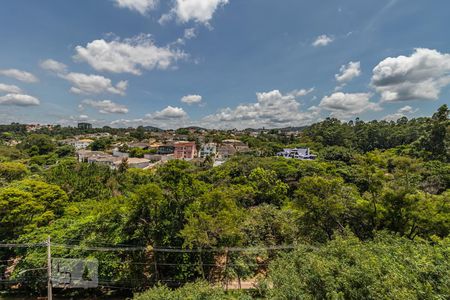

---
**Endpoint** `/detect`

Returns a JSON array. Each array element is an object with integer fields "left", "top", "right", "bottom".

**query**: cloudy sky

[{"left": 0, "top": 0, "right": 449, "bottom": 129}]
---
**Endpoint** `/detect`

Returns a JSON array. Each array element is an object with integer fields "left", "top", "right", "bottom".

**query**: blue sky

[{"left": 0, "top": 0, "right": 449, "bottom": 129}]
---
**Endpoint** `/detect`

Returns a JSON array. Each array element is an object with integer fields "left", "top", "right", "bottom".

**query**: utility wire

[
  {"left": 0, "top": 243, "right": 46, "bottom": 248},
  {"left": 50, "top": 243, "right": 298, "bottom": 253}
]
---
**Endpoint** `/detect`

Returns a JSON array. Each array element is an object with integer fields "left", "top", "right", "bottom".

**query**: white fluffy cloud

[
  {"left": 312, "top": 35, "right": 334, "bottom": 47},
  {"left": 184, "top": 28, "right": 197, "bottom": 39},
  {"left": 115, "top": 0, "right": 158, "bottom": 14},
  {"left": 74, "top": 35, "right": 186, "bottom": 75},
  {"left": 61, "top": 72, "right": 128, "bottom": 96},
  {"left": 181, "top": 94, "right": 202, "bottom": 104},
  {"left": 319, "top": 92, "right": 381, "bottom": 118},
  {"left": 0, "top": 93, "right": 40, "bottom": 106},
  {"left": 383, "top": 105, "right": 418, "bottom": 121},
  {"left": 0, "top": 83, "right": 23, "bottom": 94},
  {"left": 81, "top": 99, "right": 129, "bottom": 114},
  {"left": 110, "top": 118, "right": 145, "bottom": 127},
  {"left": 110, "top": 106, "right": 191, "bottom": 129},
  {"left": 150, "top": 106, "right": 188, "bottom": 119},
  {"left": 288, "top": 88, "right": 315, "bottom": 97},
  {"left": 173, "top": 28, "right": 198, "bottom": 45},
  {"left": 0, "top": 69, "right": 38, "bottom": 83},
  {"left": 160, "top": 0, "right": 229, "bottom": 25},
  {"left": 202, "top": 89, "right": 319, "bottom": 129},
  {"left": 335, "top": 61, "right": 361, "bottom": 83},
  {"left": 398, "top": 105, "right": 416, "bottom": 114},
  {"left": 40, "top": 59, "right": 68, "bottom": 73},
  {"left": 371, "top": 48, "right": 450, "bottom": 102}
]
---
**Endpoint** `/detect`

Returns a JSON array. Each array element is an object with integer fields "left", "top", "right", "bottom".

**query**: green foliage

[
  {"left": 0, "top": 180, "right": 67, "bottom": 240},
  {"left": 45, "top": 159, "right": 119, "bottom": 201},
  {"left": 19, "top": 134, "right": 55, "bottom": 155},
  {"left": 181, "top": 189, "right": 245, "bottom": 248},
  {"left": 267, "top": 233, "right": 450, "bottom": 299},
  {"left": 90, "top": 137, "right": 112, "bottom": 151},
  {"left": 134, "top": 281, "right": 251, "bottom": 300},
  {"left": 248, "top": 167, "right": 288, "bottom": 206},
  {"left": 419, "top": 104, "right": 449, "bottom": 161},
  {"left": 0, "top": 161, "right": 29, "bottom": 182},
  {"left": 130, "top": 147, "right": 150, "bottom": 158},
  {"left": 320, "top": 145, "right": 357, "bottom": 163},
  {"left": 175, "top": 128, "right": 190, "bottom": 135},
  {"left": 0, "top": 145, "right": 26, "bottom": 160},
  {"left": 126, "top": 183, "right": 167, "bottom": 245},
  {"left": 55, "top": 144, "right": 75, "bottom": 158},
  {"left": 293, "top": 176, "right": 361, "bottom": 241},
  {"left": 242, "top": 204, "right": 300, "bottom": 246}
]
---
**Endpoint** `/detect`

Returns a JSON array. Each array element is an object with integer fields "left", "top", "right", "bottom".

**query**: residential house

[
  {"left": 276, "top": 148, "right": 316, "bottom": 160},
  {"left": 76, "top": 150, "right": 150, "bottom": 169},
  {"left": 75, "top": 139, "right": 93, "bottom": 150},
  {"left": 89, "top": 156, "right": 123, "bottom": 168},
  {"left": 76, "top": 150, "right": 107, "bottom": 162},
  {"left": 127, "top": 142, "right": 149, "bottom": 149},
  {"left": 124, "top": 157, "right": 151, "bottom": 169},
  {"left": 174, "top": 141, "right": 197, "bottom": 160},
  {"left": 62, "top": 139, "right": 94, "bottom": 150},
  {"left": 157, "top": 144, "right": 175, "bottom": 155},
  {"left": 26, "top": 124, "right": 55, "bottom": 132},
  {"left": 112, "top": 148, "right": 130, "bottom": 158},
  {"left": 222, "top": 139, "right": 250, "bottom": 153},
  {"left": 199, "top": 143, "right": 217, "bottom": 158},
  {"left": 216, "top": 143, "right": 236, "bottom": 160},
  {"left": 144, "top": 153, "right": 174, "bottom": 162}
]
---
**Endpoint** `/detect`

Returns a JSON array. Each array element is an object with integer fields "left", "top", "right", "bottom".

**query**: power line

[
  {"left": 50, "top": 243, "right": 298, "bottom": 253},
  {"left": 1, "top": 240, "right": 302, "bottom": 253},
  {"left": 0, "top": 243, "right": 46, "bottom": 248}
]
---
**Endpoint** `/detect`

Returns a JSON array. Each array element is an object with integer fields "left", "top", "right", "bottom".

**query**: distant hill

[
  {"left": 178, "top": 126, "right": 208, "bottom": 131},
  {"left": 143, "top": 126, "right": 163, "bottom": 132},
  {"left": 242, "top": 126, "right": 309, "bottom": 132},
  {"left": 278, "top": 126, "right": 309, "bottom": 132}
]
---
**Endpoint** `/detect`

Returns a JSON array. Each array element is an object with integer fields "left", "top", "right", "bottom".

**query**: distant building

[
  {"left": 89, "top": 156, "right": 123, "bottom": 169},
  {"left": 199, "top": 143, "right": 217, "bottom": 158},
  {"left": 222, "top": 139, "right": 251, "bottom": 153},
  {"left": 157, "top": 144, "right": 175, "bottom": 155},
  {"left": 127, "top": 142, "right": 149, "bottom": 149},
  {"left": 217, "top": 144, "right": 236, "bottom": 159},
  {"left": 78, "top": 122, "right": 92, "bottom": 130},
  {"left": 276, "top": 148, "right": 316, "bottom": 160},
  {"left": 144, "top": 153, "right": 174, "bottom": 162},
  {"left": 76, "top": 150, "right": 150, "bottom": 169},
  {"left": 76, "top": 150, "right": 109, "bottom": 163},
  {"left": 74, "top": 139, "right": 93, "bottom": 150},
  {"left": 216, "top": 140, "right": 250, "bottom": 159},
  {"left": 26, "top": 124, "right": 55, "bottom": 132},
  {"left": 112, "top": 148, "right": 130, "bottom": 158},
  {"left": 126, "top": 158, "right": 151, "bottom": 169},
  {"left": 61, "top": 139, "right": 93, "bottom": 150},
  {"left": 174, "top": 141, "right": 197, "bottom": 160}
]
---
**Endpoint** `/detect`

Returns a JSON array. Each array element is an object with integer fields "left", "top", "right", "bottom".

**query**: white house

[
  {"left": 199, "top": 143, "right": 217, "bottom": 158},
  {"left": 62, "top": 139, "right": 93, "bottom": 150},
  {"left": 276, "top": 148, "right": 316, "bottom": 160},
  {"left": 74, "top": 139, "right": 94, "bottom": 150}
]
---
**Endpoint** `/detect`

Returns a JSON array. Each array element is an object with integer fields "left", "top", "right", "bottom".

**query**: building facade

[
  {"left": 174, "top": 141, "right": 197, "bottom": 160},
  {"left": 78, "top": 122, "right": 92, "bottom": 130},
  {"left": 276, "top": 148, "right": 316, "bottom": 160},
  {"left": 199, "top": 143, "right": 217, "bottom": 158}
]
